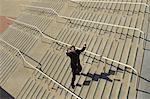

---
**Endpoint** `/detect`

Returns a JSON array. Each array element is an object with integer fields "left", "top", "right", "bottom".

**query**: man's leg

[
  {"left": 78, "top": 64, "right": 82, "bottom": 73},
  {"left": 71, "top": 70, "right": 76, "bottom": 89}
]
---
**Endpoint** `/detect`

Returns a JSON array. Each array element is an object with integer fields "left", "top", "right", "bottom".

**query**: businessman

[{"left": 66, "top": 44, "right": 86, "bottom": 88}]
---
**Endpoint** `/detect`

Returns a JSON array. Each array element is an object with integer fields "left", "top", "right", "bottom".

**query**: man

[{"left": 66, "top": 44, "right": 86, "bottom": 88}]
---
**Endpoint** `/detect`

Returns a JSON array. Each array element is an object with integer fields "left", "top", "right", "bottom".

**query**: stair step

[
  {"left": 25, "top": 83, "right": 39, "bottom": 98},
  {"left": 20, "top": 79, "right": 35, "bottom": 98},
  {"left": 79, "top": 63, "right": 98, "bottom": 99},
  {"left": 29, "top": 80, "right": 42, "bottom": 99},
  {"left": 101, "top": 41, "right": 119, "bottom": 99},
  {"left": 118, "top": 13, "right": 139, "bottom": 98},
  {"left": 61, "top": 63, "right": 91, "bottom": 98},
  {"left": 48, "top": 57, "right": 67, "bottom": 89},
  {"left": 41, "top": 89, "right": 50, "bottom": 99},
  {"left": 52, "top": 60, "right": 70, "bottom": 89}
]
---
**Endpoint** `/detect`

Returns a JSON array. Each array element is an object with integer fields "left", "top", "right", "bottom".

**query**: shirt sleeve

[
  {"left": 66, "top": 51, "right": 71, "bottom": 56},
  {"left": 76, "top": 46, "right": 86, "bottom": 54}
]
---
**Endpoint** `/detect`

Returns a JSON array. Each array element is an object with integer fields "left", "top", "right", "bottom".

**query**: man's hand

[{"left": 83, "top": 43, "right": 86, "bottom": 47}]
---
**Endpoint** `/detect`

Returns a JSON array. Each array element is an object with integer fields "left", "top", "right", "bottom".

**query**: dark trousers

[
  {"left": 71, "top": 69, "right": 76, "bottom": 86},
  {"left": 71, "top": 64, "right": 82, "bottom": 86}
]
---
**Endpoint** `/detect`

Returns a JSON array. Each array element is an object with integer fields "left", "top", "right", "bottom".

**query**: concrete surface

[
  {"left": 0, "top": 0, "right": 39, "bottom": 17},
  {"left": 137, "top": 21, "right": 150, "bottom": 99},
  {"left": 0, "top": 16, "right": 15, "bottom": 33}
]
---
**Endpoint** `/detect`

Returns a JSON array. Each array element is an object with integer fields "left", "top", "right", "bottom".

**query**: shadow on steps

[{"left": 78, "top": 70, "right": 115, "bottom": 86}]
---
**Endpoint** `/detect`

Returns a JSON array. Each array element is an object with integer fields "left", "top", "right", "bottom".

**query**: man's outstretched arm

[{"left": 77, "top": 44, "right": 86, "bottom": 54}]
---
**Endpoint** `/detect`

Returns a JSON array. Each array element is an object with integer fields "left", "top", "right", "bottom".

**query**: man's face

[
  {"left": 70, "top": 46, "right": 75, "bottom": 51},
  {"left": 71, "top": 47, "right": 75, "bottom": 51}
]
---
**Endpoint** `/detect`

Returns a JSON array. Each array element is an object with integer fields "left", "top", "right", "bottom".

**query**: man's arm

[{"left": 77, "top": 44, "right": 86, "bottom": 54}]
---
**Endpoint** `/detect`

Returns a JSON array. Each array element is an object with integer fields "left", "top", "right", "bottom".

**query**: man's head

[{"left": 70, "top": 45, "right": 75, "bottom": 51}]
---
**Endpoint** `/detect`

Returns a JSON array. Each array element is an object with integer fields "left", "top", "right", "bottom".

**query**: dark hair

[{"left": 70, "top": 45, "right": 75, "bottom": 50}]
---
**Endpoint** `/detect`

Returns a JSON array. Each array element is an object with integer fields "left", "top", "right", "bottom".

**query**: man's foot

[
  {"left": 76, "top": 72, "right": 81, "bottom": 75},
  {"left": 71, "top": 83, "right": 75, "bottom": 89},
  {"left": 76, "top": 83, "right": 81, "bottom": 87},
  {"left": 75, "top": 69, "right": 81, "bottom": 75}
]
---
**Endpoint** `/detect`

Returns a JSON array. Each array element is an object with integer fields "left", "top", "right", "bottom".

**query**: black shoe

[
  {"left": 71, "top": 83, "right": 75, "bottom": 89},
  {"left": 76, "top": 72, "right": 81, "bottom": 75},
  {"left": 75, "top": 69, "right": 81, "bottom": 75}
]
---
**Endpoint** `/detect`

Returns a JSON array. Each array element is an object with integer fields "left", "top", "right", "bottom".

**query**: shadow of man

[{"left": 78, "top": 70, "right": 115, "bottom": 86}]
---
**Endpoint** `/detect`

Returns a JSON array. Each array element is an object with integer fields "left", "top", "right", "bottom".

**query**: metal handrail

[
  {"left": 7, "top": 17, "right": 139, "bottom": 89},
  {"left": 71, "top": 0, "right": 150, "bottom": 44},
  {"left": 0, "top": 39, "right": 82, "bottom": 99},
  {"left": 21, "top": 5, "right": 145, "bottom": 39},
  {"left": 70, "top": 0, "right": 150, "bottom": 21},
  {"left": 21, "top": 5, "right": 146, "bottom": 52},
  {"left": 70, "top": 0, "right": 149, "bottom": 8},
  {"left": 7, "top": 17, "right": 100, "bottom": 56}
]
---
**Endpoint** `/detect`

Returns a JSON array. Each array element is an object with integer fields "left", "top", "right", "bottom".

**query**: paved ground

[
  {"left": 0, "top": 0, "right": 39, "bottom": 33},
  {"left": 0, "top": 16, "right": 15, "bottom": 33},
  {"left": 0, "top": 0, "right": 39, "bottom": 17}
]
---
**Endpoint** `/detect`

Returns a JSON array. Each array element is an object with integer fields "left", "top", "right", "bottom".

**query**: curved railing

[
  {"left": 70, "top": 0, "right": 150, "bottom": 24},
  {"left": 0, "top": 39, "right": 82, "bottom": 99},
  {"left": 7, "top": 17, "right": 140, "bottom": 90},
  {"left": 70, "top": 0, "right": 149, "bottom": 9},
  {"left": 21, "top": 5, "right": 145, "bottom": 39}
]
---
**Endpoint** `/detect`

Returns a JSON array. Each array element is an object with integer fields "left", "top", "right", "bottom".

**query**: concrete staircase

[
  {"left": 0, "top": 0, "right": 149, "bottom": 99},
  {"left": 0, "top": 44, "right": 19, "bottom": 86}
]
